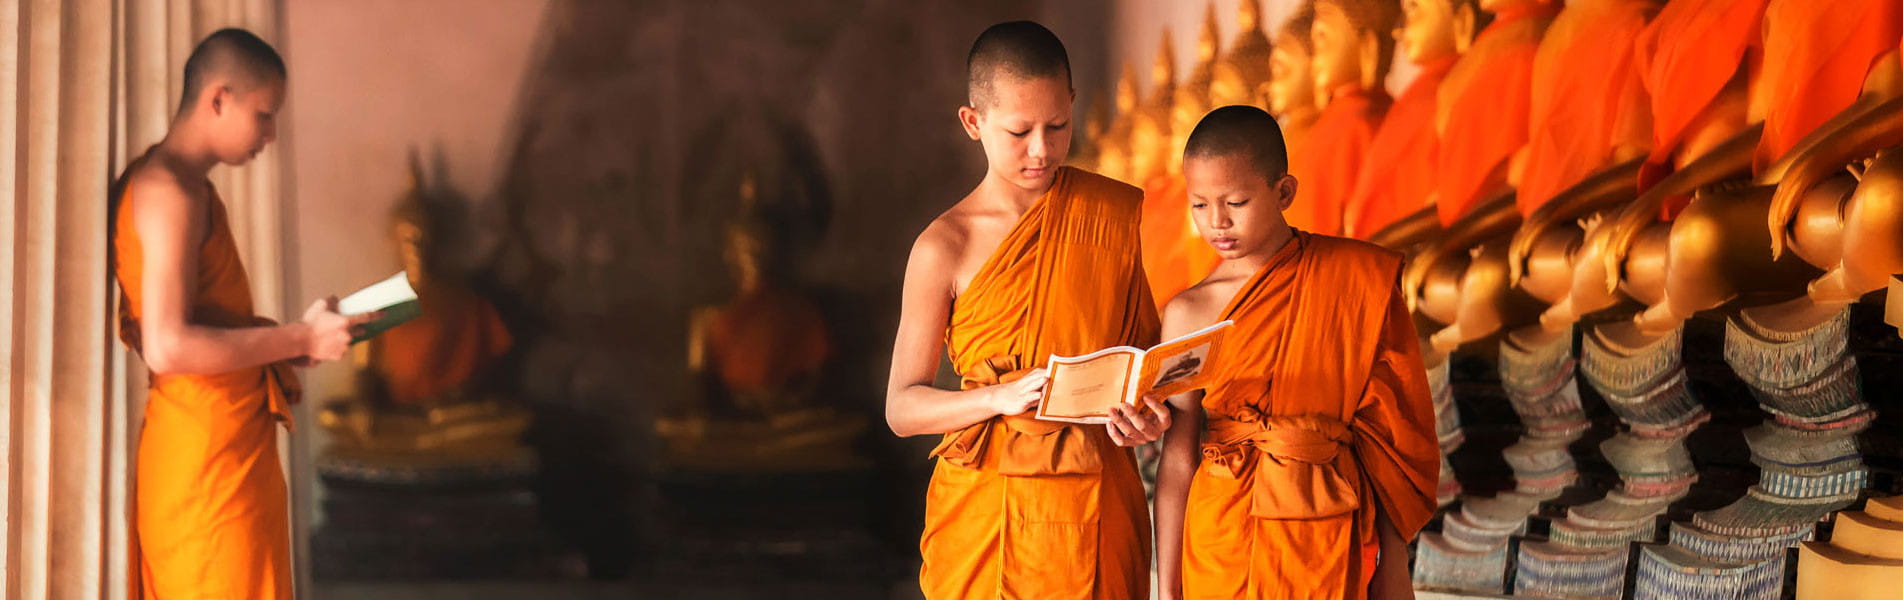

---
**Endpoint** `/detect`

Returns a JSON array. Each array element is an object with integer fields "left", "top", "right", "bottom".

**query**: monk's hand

[
  {"left": 990, "top": 368, "right": 1047, "bottom": 416},
  {"left": 301, "top": 298, "right": 356, "bottom": 364},
  {"left": 1106, "top": 397, "right": 1171, "bottom": 447}
]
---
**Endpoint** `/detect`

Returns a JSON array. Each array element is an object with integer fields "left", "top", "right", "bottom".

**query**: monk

[
  {"left": 1299, "top": 0, "right": 1399, "bottom": 238},
  {"left": 111, "top": 29, "right": 368, "bottom": 599},
  {"left": 1154, "top": 106, "right": 1439, "bottom": 600},
  {"left": 1345, "top": 0, "right": 1475, "bottom": 239},
  {"left": 885, "top": 21, "right": 1170, "bottom": 600}
]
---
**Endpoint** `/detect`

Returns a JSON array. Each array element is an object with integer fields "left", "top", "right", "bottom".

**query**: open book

[
  {"left": 337, "top": 272, "right": 422, "bottom": 343},
  {"left": 1035, "top": 320, "right": 1234, "bottom": 424}
]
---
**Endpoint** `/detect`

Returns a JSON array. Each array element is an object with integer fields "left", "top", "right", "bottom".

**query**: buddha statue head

[
  {"left": 1267, "top": 4, "right": 1320, "bottom": 121},
  {"left": 1169, "top": 4, "right": 1224, "bottom": 175},
  {"left": 1311, "top": 0, "right": 1401, "bottom": 102},
  {"left": 1210, "top": 0, "right": 1275, "bottom": 110},
  {"left": 1398, "top": 0, "right": 1483, "bottom": 65},
  {"left": 1096, "top": 62, "right": 1142, "bottom": 182},
  {"left": 1128, "top": 32, "right": 1177, "bottom": 185},
  {"left": 391, "top": 155, "right": 443, "bottom": 290},
  {"left": 724, "top": 173, "right": 779, "bottom": 294}
]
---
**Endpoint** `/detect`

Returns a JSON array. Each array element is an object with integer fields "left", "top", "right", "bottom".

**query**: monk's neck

[
  {"left": 976, "top": 170, "right": 1052, "bottom": 213},
  {"left": 153, "top": 120, "right": 224, "bottom": 178}
]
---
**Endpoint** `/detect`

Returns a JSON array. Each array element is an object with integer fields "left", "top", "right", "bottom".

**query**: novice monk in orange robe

[
  {"left": 885, "top": 22, "right": 1170, "bottom": 600},
  {"left": 1434, "top": 0, "right": 1557, "bottom": 224},
  {"left": 111, "top": 29, "right": 368, "bottom": 599},
  {"left": 1154, "top": 106, "right": 1439, "bottom": 600}
]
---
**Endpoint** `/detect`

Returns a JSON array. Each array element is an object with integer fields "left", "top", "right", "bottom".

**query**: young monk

[
  {"left": 885, "top": 20, "right": 1171, "bottom": 600},
  {"left": 1153, "top": 106, "right": 1439, "bottom": 600},
  {"left": 111, "top": 28, "right": 370, "bottom": 598}
]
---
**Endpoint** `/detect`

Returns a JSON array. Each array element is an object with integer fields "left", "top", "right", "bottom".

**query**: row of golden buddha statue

[{"left": 1076, "top": 0, "right": 1901, "bottom": 598}]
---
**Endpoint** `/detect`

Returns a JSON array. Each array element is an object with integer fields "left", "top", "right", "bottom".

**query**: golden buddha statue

[
  {"left": 1067, "top": 87, "right": 1114, "bottom": 173},
  {"left": 1266, "top": 5, "right": 1321, "bottom": 155},
  {"left": 1593, "top": 2, "right": 1902, "bottom": 339},
  {"left": 1127, "top": 32, "right": 1178, "bottom": 190},
  {"left": 658, "top": 174, "right": 867, "bottom": 471},
  {"left": 1169, "top": 3, "right": 1222, "bottom": 172},
  {"left": 1294, "top": 0, "right": 1400, "bottom": 236},
  {"left": 319, "top": 159, "right": 532, "bottom": 470},
  {"left": 1095, "top": 63, "right": 1142, "bottom": 183},
  {"left": 1209, "top": 0, "right": 1274, "bottom": 111},
  {"left": 1364, "top": 0, "right": 1488, "bottom": 250}
]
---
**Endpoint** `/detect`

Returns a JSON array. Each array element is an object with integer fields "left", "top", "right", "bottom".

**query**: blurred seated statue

[
  {"left": 319, "top": 161, "right": 531, "bottom": 473},
  {"left": 657, "top": 174, "right": 867, "bottom": 471}
]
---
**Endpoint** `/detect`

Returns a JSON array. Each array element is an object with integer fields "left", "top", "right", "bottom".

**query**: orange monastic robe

[
  {"left": 1182, "top": 232, "right": 1438, "bottom": 599},
  {"left": 1753, "top": 0, "right": 1903, "bottom": 171},
  {"left": 1142, "top": 176, "right": 1222, "bottom": 306},
  {"left": 1345, "top": 57, "right": 1454, "bottom": 239},
  {"left": 1291, "top": 88, "right": 1389, "bottom": 237},
  {"left": 370, "top": 283, "right": 513, "bottom": 405},
  {"left": 1634, "top": 0, "right": 1765, "bottom": 213},
  {"left": 922, "top": 167, "right": 1160, "bottom": 600},
  {"left": 1435, "top": 2, "right": 1557, "bottom": 225},
  {"left": 114, "top": 188, "right": 294, "bottom": 599},
  {"left": 703, "top": 287, "right": 830, "bottom": 394},
  {"left": 1515, "top": 0, "right": 1659, "bottom": 215}
]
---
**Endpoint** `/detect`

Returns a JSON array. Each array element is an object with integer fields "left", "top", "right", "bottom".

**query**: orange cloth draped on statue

[
  {"left": 1142, "top": 176, "right": 1222, "bottom": 306},
  {"left": 921, "top": 166, "right": 1160, "bottom": 600},
  {"left": 1290, "top": 88, "right": 1389, "bottom": 237},
  {"left": 1753, "top": 0, "right": 1903, "bottom": 172},
  {"left": 1516, "top": 0, "right": 1659, "bottom": 215},
  {"left": 1435, "top": 2, "right": 1557, "bottom": 225},
  {"left": 1181, "top": 232, "right": 1438, "bottom": 600},
  {"left": 1634, "top": 0, "right": 1765, "bottom": 216},
  {"left": 370, "top": 283, "right": 514, "bottom": 405},
  {"left": 1345, "top": 57, "right": 1454, "bottom": 238},
  {"left": 703, "top": 287, "right": 830, "bottom": 394},
  {"left": 113, "top": 188, "right": 295, "bottom": 600}
]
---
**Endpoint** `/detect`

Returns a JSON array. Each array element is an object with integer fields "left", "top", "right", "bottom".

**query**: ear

[
  {"left": 1359, "top": 30, "right": 1383, "bottom": 91},
  {"left": 211, "top": 85, "right": 229, "bottom": 116},
  {"left": 958, "top": 105, "right": 983, "bottom": 141},
  {"left": 1277, "top": 174, "right": 1300, "bottom": 210},
  {"left": 1453, "top": 3, "right": 1478, "bottom": 54}
]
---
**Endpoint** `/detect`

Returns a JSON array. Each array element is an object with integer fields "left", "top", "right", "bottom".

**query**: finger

[
  {"left": 1105, "top": 421, "right": 1128, "bottom": 446},
  {"left": 325, "top": 295, "right": 340, "bottom": 312}
]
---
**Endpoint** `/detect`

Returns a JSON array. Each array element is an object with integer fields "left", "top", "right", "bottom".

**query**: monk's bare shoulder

[{"left": 1160, "top": 276, "right": 1231, "bottom": 340}]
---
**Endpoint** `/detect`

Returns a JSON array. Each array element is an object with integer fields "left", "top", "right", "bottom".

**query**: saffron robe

[
  {"left": 1181, "top": 232, "right": 1438, "bottom": 599},
  {"left": 1435, "top": 2, "right": 1558, "bottom": 225},
  {"left": 1345, "top": 57, "right": 1454, "bottom": 239},
  {"left": 1516, "top": 0, "right": 1660, "bottom": 215},
  {"left": 1291, "top": 87, "right": 1389, "bottom": 237},
  {"left": 1634, "top": 0, "right": 1767, "bottom": 216},
  {"left": 1753, "top": 0, "right": 1903, "bottom": 172},
  {"left": 114, "top": 187, "right": 295, "bottom": 600},
  {"left": 921, "top": 166, "right": 1160, "bottom": 600}
]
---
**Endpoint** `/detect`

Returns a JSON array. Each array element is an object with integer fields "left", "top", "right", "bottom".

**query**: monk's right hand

[
  {"left": 301, "top": 297, "right": 359, "bottom": 364},
  {"left": 989, "top": 368, "right": 1047, "bottom": 416}
]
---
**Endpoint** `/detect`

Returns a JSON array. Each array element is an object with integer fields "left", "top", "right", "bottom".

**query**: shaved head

[
  {"left": 1184, "top": 105, "right": 1289, "bottom": 179},
  {"left": 966, "top": 21, "right": 1072, "bottom": 109},
  {"left": 177, "top": 28, "right": 285, "bottom": 117}
]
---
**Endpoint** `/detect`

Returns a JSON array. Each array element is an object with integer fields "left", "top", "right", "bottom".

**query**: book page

[
  {"left": 1134, "top": 320, "right": 1232, "bottom": 401},
  {"left": 1038, "top": 349, "right": 1138, "bottom": 423}
]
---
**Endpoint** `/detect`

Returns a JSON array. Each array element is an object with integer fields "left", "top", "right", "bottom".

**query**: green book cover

[{"left": 338, "top": 272, "right": 422, "bottom": 343}]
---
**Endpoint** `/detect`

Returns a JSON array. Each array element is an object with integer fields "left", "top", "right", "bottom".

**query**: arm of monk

[
  {"left": 1350, "top": 283, "right": 1440, "bottom": 597},
  {"left": 1152, "top": 292, "right": 1210, "bottom": 600},
  {"left": 884, "top": 223, "right": 1046, "bottom": 437},
  {"left": 130, "top": 176, "right": 368, "bottom": 375}
]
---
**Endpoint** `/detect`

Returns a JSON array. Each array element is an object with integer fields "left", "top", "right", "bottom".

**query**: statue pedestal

[
  {"left": 311, "top": 446, "right": 579, "bottom": 579},
  {"left": 644, "top": 466, "right": 896, "bottom": 588}
]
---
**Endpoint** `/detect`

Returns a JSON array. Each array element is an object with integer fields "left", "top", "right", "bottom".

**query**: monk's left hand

[{"left": 1105, "top": 398, "right": 1171, "bottom": 447}]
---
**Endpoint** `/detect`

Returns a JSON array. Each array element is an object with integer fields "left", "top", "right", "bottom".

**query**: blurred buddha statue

[
  {"left": 1095, "top": 63, "right": 1142, "bottom": 183},
  {"left": 1266, "top": 4, "right": 1321, "bottom": 159},
  {"left": 659, "top": 173, "right": 867, "bottom": 471},
  {"left": 1127, "top": 32, "right": 1178, "bottom": 191},
  {"left": 1208, "top": 0, "right": 1273, "bottom": 111},
  {"left": 1067, "top": 87, "right": 1115, "bottom": 172},
  {"left": 319, "top": 157, "right": 530, "bottom": 469}
]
